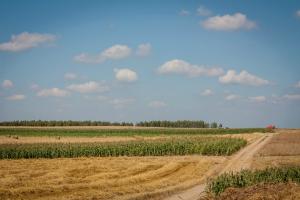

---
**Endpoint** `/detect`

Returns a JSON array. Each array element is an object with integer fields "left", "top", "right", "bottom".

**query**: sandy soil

[{"left": 0, "top": 156, "right": 226, "bottom": 200}]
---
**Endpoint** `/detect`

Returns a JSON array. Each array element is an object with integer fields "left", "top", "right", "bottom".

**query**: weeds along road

[{"left": 164, "top": 132, "right": 275, "bottom": 200}]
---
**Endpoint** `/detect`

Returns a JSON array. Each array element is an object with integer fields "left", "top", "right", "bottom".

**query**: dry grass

[
  {"left": 0, "top": 156, "right": 226, "bottom": 200},
  {"left": 204, "top": 182, "right": 300, "bottom": 200}
]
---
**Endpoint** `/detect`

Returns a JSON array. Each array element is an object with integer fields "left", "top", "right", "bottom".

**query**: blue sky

[{"left": 1, "top": 0, "right": 300, "bottom": 127}]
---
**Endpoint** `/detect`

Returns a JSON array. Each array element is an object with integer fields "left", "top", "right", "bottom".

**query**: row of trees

[
  {"left": 0, "top": 120, "right": 134, "bottom": 127},
  {"left": 0, "top": 120, "right": 223, "bottom": 128},
  {"left": 136, "top": 120, "right": 222, "bottom": 128}
]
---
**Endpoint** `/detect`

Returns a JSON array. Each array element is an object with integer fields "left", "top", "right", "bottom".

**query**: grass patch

[
  {"left": 0, "top": 137, "right": 246, "bottom": 159},
  {"left": 207, "top": 167, "right": 300, "bottom": 196},
  {"left": 0, "top": 128, "right": 272, "bottom": 137}
]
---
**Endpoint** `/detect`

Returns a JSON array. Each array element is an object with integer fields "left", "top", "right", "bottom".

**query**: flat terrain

[
  {"left": 252, "top": 129, "right": 300, "bottom": 169},
  {"left": 0, "top": 156, "right": 226, "bottom": 200}
]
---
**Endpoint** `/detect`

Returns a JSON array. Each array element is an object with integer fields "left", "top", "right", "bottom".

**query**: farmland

[
  {"left": 0, "top": 137, "right": 247, "bottom": 159},
  {"left": 0, "top": 127, "right": 271, "bottom": 137},
  {"left": 1, "top": 126, "right": 299, "bottom": 200}
]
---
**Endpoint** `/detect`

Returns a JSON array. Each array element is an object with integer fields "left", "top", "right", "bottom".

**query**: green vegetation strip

[
  {"left": 208, "top": 167, "right": 300, "bottom": 196},
  {"left": 0, "top": 128, "right": 271, "bottom": 137},
  {"left": 0, "top": 137, "right": 246, "bottom": 159}
]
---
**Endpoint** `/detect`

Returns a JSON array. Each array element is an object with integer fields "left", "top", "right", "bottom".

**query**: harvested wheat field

[{"left": 0, "top": 156, "right": 226, "bottom": 200}]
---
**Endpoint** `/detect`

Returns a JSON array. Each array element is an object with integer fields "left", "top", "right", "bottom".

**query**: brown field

[
  {"left": 0, "top": 156, "right": 226, "bottom": 200},
  {"left": 206, "top": 182, "right": 300, "bottom": 200},
  {"left": 252, "top": 129, "right": 300, "bottom": 169},
  {"left": 257, "top": 129, "right": 300, "bottom": 156}
]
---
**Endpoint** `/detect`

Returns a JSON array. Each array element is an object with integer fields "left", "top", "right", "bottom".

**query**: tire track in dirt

[{"left": 164, "top": 133, "right": 275, "bottom": 200}]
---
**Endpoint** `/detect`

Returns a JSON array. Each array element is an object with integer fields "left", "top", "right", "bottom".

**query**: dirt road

[{"left": 165, "top": 133, "right": 274, "bottom": 200}]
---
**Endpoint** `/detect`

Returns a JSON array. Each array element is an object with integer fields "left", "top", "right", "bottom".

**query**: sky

[{"left": 1, "top": 0, "right": 300, "bottom": 128}]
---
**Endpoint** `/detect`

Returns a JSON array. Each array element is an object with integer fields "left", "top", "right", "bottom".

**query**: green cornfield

[
  {"left": 0, "top": 137, "right": 246, "bottom": 159},
  {"left": 0, "top": 127, "right": 272, "bottom": 137},
  {"left": 207, "top": 167, "right": 300, "bottom": 196}
]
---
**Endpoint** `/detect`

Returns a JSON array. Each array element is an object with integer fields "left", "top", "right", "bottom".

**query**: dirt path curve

[{"left": 164, "top": 133, "right": 275, "bottom": 200}]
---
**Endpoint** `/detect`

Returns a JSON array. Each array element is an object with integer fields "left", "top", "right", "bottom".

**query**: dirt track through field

[{"left": 165, "top": 133, "right": 275, "bottom": 200}]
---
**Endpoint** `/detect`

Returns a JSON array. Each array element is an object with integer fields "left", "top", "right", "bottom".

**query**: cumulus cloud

[
  {"left": 64, "top": 73, "right": 77, "bottom": 80},
  {"left": 148, "top": 100, "right": 167, "bottom": 108},
  {"left": 179, "top": 10, "right": 190, "bottom": 16},
  {"left": 136, "top": 43, "right": 151, "bottom": 56},
  {"left": 6, "top": 94, "right": 25, "bottom": 101},
  {"left": 2, "top": 80, "right": 13, "bottom": 88},
  {"left": 296, "top": 10, "right": 300, "bottom": 17},
  {"left": 114, "top": 68, "right": 138, "bottom": 83},
  {"left": 201, "top": 13, "right": 256, "bottom": 31},
  {"left": 283, "top": 94, "right": 300, "bottom": 101},
  {"left": 201, "top": 89, "right": 214, "bottom": 96},
  {"left": 219, "top": 70, "right": 269, "bottom": 86},
  {"left": 197, "top": 6, "right": 212, "bottom": 16},
  {"left": 109, "top": 98, "right": 135, "bottom": 109},
  {"left": 249, "top": 96, "right": 266, "bottom": 103},
  {"left": 158, "top": 59, "right": 224, "bottom": 77},
  {"left": 0, "top": 32, "right": 56, "bottom": 52},
  {"left": 37, "top": 88, "right": 69, "bottom": 97},
  {"left": 294, "top": 81, "right": 300, "bottom": 88},
  {"left": 225, "top": 94, "right": 240, "bottom": 101},
  {"left": 67, "top": 81, "right": 109, "bottom": 93},
  {"left": 74, "top": 44, "right": 131, "bottom": 64}
]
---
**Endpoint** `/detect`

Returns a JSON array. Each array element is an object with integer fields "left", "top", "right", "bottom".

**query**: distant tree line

[
  {"left": 0, "top": 120, "right": 134, "bottom": 127},
  {"left": 0, "top": 120, "right": 223, "bottom": 128},
  {"left": 136, "top": 120, "right": 222, "bottom": 128}
]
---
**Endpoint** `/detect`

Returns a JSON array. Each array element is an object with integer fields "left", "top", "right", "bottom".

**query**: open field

[
  {"left": 0, "top": 156, "right": 226, "bottom": 200},
  {"left": 0, "top": 127, "right": 272, "bottom": 137},
  {"left": 202, "top": 129, "right": 300, "bottom": 200}
]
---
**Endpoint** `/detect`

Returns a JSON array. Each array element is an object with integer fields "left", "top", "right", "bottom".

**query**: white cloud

[
  {"left": 136, "top": 43, "right": 151, "bottom": 56},
  {"left": 219, "top": 70, "right": 269, "bottom": 86},
  {"left": 179, "top": 10, "right": 190, "bottom": 16},
  {"left": 201, "top": 13, "right": 256, "bottom": 31},
  {"left": 225, "top": 94, "right": 240, "bottom": 101},
  {"left": 2, "top": 80, "right": 13, "bottom": 88},
  {"left": 148, "top": 100, "right": 167, "bottom": 108},
  {"left": 67, "top": 81, "right": 109, "bottom": 93},
  {"left": 158, "top": 59, "right": 224, "bottom": 77},
  {"left": 296, "top": 10, "right": 300, "bottom": 17},
  {"left": 283, "top": 94, "right": 300, "bottom": 101},
  {"left": 102, "top": 45, "right": 131, "bottom": 59},
  {"left": 0, "top": 32, "right": 56, "bottom": 52},
  {"left": 6, "top": 94, "right": 25, "bottom": 101},
  {"left": 294, "top": 81, "right": 300, "bottom": 88},
  {"left": 74, "top": 44, "right": 131, "bottom": 64},
  {"left": 109, "top": 98, "right": 135, "bottom": 109},
  {"left": 249, "top": 96, "right": 266, "bottom": 103},
  {"left": 37, "top": 88, "right": 69, "bottom": 97},
  {"left": 114, "top": 68, "right": 138, "bottom": 83},
  {"left": 64, "top": 73, "right": 77, "bottom": 80},
  {"left": 201, "top": 89, "right": 214, "bottom": 96},
  {"left": 197, "top": 6, "right": 212, "bottom": 16}
]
